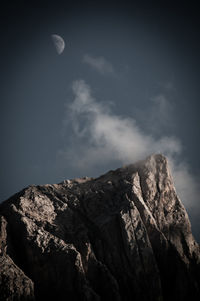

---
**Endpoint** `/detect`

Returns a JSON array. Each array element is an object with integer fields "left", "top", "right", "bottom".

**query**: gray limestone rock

[{"left": 0, "top": 154, "right": 199, "bottom": 300}]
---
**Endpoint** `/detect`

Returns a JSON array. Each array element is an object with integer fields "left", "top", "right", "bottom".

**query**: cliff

[{"left": 0, "top": 154, "right": 199, "bottom": 300}]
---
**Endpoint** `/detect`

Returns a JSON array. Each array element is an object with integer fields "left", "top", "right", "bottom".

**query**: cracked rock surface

[{"left": 0, "top": 154, "right": 200, "bottom": 300}]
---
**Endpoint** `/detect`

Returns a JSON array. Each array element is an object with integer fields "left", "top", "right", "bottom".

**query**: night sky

[{"left": 0, "top": 1, "right": 200, "bottom": 240}]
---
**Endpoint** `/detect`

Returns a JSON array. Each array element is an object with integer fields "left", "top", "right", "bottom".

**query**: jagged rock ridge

[{"left": 0, "top": 154, "right": 200, "bottom": 300}]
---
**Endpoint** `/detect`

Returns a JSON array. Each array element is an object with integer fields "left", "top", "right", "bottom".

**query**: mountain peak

[{"left": 0, "top": 154, "right": 199, "bottom": 300}]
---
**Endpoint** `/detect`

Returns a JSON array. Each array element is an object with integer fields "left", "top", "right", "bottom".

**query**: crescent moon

[{"left": 51, "top": 34, "right": 65, "bottom": 55}]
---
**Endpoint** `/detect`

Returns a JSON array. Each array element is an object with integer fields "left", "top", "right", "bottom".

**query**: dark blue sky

[{"left": 0, "top": 1, "right": 200, "bottom": 239}]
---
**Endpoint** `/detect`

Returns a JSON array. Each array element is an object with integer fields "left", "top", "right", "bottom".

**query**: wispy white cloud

[
  {"left": 59, "top": 80, "right": 181, "bottom": 169},
  {"left": 83, "top": 54, "right": 115, "bottom": 75}
]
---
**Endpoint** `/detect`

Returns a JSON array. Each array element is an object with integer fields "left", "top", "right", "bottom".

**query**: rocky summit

[{"left": 0, "top": 154, "right": 200, "bottom": 300}]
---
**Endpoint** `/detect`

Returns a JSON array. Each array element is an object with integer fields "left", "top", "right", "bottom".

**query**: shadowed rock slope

[{"left": 0, "top": 154, "right": 200, "bottom": 300}]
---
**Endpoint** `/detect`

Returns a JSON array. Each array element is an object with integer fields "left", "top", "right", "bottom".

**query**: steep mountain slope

[{"left": 0, "top": 154, "right": 199, "bottom": 300}]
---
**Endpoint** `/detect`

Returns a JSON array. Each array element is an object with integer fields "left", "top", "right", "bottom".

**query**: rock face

[{"left": 0, "top": 154, "right": 200, "bottom": 300}]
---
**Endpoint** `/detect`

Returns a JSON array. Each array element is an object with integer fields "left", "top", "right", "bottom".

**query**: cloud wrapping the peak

[
  {"left": 58, "top": 79, "right": 200, "bottom": 241},
  {"left": 62, "top": 80, "right": 181, "bottom": 169},
  {"left": 83, "top": 54, "right": 115, "bottom": 75}
]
